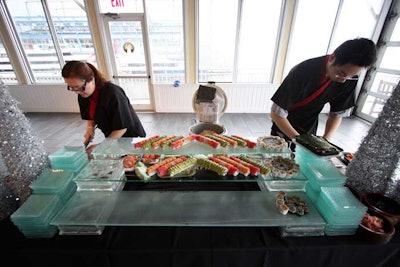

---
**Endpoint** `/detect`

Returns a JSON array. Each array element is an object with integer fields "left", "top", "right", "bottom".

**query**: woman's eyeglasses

[{"left": 67, "top": 81, "right": 87, "bottom": 92}]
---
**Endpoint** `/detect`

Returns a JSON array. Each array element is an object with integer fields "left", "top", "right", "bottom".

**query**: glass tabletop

[{"left": 51, "top": 190, "right": 325, "bottom": 227}]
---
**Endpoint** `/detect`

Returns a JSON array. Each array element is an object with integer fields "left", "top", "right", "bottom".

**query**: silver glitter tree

[
  {"left": 0, "top": 81, "right": 49, "bottom": 220},
  {"left": 346, "top": 82, "right": 400, "bottom": 202}
]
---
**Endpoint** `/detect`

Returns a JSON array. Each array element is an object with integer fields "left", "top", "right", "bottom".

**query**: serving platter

[{"left": 295, "top": 134, "right": 343, "bottom": 156}]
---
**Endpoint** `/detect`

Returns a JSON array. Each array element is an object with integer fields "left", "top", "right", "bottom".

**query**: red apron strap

[
  {"left": 288, "top": 79, "right": 331, "bottom": 111},
  {"left": 89, "top": 87, "right": 100, "bottom": 119},
  {"left": 289, "top": 55, "right": 332, "bottom": 112}
]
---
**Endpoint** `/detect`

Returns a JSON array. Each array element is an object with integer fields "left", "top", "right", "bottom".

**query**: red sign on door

[{"left": 111, "top": 0, "right": 124, "bottom": 7}]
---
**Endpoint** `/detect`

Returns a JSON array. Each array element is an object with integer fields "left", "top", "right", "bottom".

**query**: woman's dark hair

[
  {"left": 333, "top": 38, "right": 377, "bottom": 67},
  {"left": 61, "top": 61, "right": 109, "bottom": 88}
]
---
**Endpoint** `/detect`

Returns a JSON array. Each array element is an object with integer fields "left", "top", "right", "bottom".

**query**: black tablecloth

[{"left": 1, "top": 181, "right": 400, "bottom": 267}]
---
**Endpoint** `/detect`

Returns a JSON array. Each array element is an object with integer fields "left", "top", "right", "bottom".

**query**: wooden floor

[{"left": 24, "top": 112, "right": 372, "bottom": 154}]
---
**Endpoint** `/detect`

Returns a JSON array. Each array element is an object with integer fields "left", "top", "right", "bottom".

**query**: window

[
  {"left": 48, "top": 0, "right": 97, "bottom": 65},
  {"left": 0, "top": 36, "right": 17, "bottom": 84},
  {"left": 237, "top": 0, "right": 282, "bottom": 83},
  {"left": 198, "top": 0, "right": 282, "bottom": 83},
  {"left": 330, "top": 0, "right": 385, "bottom": 49},
  {"left": 283, "top": 0, "right": 339, "bottom": 77},
  {"left": 356, "top": 0, "right": 400, "bottom": 121},
  {"left": 4, "top": 0, "right": 96, "bottom": 83},
  {"left": 146, "top": 0, "right": 185, "bottom": 83},
  {"left": 284, "top": 0, "right": 386, "bottom": 78}
]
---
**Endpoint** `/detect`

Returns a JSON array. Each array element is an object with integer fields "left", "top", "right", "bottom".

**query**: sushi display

[
  {"left": 265, "top": 156, "right": 300, "bottom": 179},
  {"left": 275, "top": 191, "right": 310, "bottom": 216},
  {"left": 257, "top": 136, "right": 287, "bottom": 152},
  {"left": 123, "top": 134, "right": 302, "bottom": 182},
  {"left": 132, "top": 134, "right": 260, "bottom": 150}
]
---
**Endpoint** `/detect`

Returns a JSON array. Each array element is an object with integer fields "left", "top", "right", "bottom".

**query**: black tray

[{"left": 295, "top": 134, "right": 343, "bottom": 156}]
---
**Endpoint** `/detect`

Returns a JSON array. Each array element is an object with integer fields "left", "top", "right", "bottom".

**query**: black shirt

[
  {"left": 78, "top": 82, "right": 146, "bottom": 137},
  {"left": 271, "top": 56, "right": 357, "bottom": 137}
]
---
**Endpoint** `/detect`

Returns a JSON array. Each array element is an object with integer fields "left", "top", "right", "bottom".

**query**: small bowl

[
  {"left": 188, "top": 123, "right": 227, "bottom": 135},
  {"left": 363, "top": 193, "right": 400, "bottom": 226},
  {"left": 357, "top": 209, "right": 395, "bottom": 245}
]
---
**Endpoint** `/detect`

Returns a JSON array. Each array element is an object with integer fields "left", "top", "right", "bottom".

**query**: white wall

[
  {"left": 153, "top": 83, "right": 278, "bottom": 113},
  {"left": 8, "top": 84, "right": 80, "bottom": 113},
  {"left": 8, "top": 83, "right": 280, "bottom": 113}
]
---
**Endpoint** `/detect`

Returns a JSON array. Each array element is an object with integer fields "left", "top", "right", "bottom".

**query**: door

[
  {"left": 355, "top": 1, "right": 400, "bottom": 122},
  {"left": 102, "top": 13, "right": 153, "bottom": 111}
]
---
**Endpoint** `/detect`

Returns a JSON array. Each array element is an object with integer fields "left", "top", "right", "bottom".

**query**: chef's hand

[
  {"left": 84, "top": 127, "right": 96, "bottom": 146},
  {"left": 85, "top": 144, "right": 98, "bottom": 161}
]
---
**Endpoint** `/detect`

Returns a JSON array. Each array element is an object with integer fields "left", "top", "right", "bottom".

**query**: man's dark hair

[{"left": 333, "top": 38, "right": 377, "bottom": 67}]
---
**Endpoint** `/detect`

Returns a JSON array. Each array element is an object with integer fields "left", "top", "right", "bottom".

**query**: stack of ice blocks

[
  {"left": 30, "top": 168, "right": 76, "bottom": 204},
  {"left": 10, "top": 194, "right": 63, "bottom": 238},
  {"left": 295, "top": 143, "right": 325, "bottom": 165},
  {"left": 48, "top": 146, "right": 88, "bottom": 175},
  {"left": 73, "top": 159, "right": 126, "bottom": 191},
  {"left": 316, "top": 186, "right": 367, "bottom": 236},
  {"left": 299, "top": 147, "right": 346, "bottom": 204}
]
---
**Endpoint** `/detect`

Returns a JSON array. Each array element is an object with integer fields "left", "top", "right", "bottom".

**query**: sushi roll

[
  {"left": 276, "top": 199, "right": 284, "bottom": 208},
  {"left": 288, "top": 205, "right": 297, "bottom": 214},
  {"left": 194, "top": 134, "right": 221, "bottom": 149},
  {"left": 276, "top": 191, "right": 285, "bottom": 200},
  {"left": 298, "top": 200, "right": 306, "bottom": 206},
  {"left": 146, "top": 157, "right": 177, "bottom": 176},
  {"left": 278, "top": 170, "right": 287, "bottom": 178},
  {"left": 292, "top": 195, "right": 300, "bottom": 203},
  {"left": 161, "top": 135, "right": 183, "bottom": 149},
  {"left": 286, "top": 170, "right": 294, "bottom": 178},
  {"left": 303, "top": 206, "right": 310, "bottom": 214},
  {"left": 231, "top": 135, "right": 257, "bottom": 148},
  {"left": 196, "top": 158, "right": 228, "bottom": 176},
  {"left": 284, "top": 196, "right": 292, "bottom": 202},
  {"left": 296, "top": 206, "right": 305, "bottom": 216},
  {"left": 211, "top": 134, "right": 238, "bottom": 147},
  {"left": 272, "top": 167, "right": 280, "bottom": 177},
  {"left": 278, "top": 190, "right": 286, "bottom": 196},
  {"left": 134, "top": 135, "right": 159, "bottom": 148},
  {"left": 209, "top": 157, "right": 239, "bottom": 176},
  {"left": 229, "top": 156, "right": 260, "bottom": 176},
  {"left": 279, "top": 204, "right": 289, "bottom": 215},
  {"left": 168, "top": 157, "right": 197, "bottom": 177}
]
